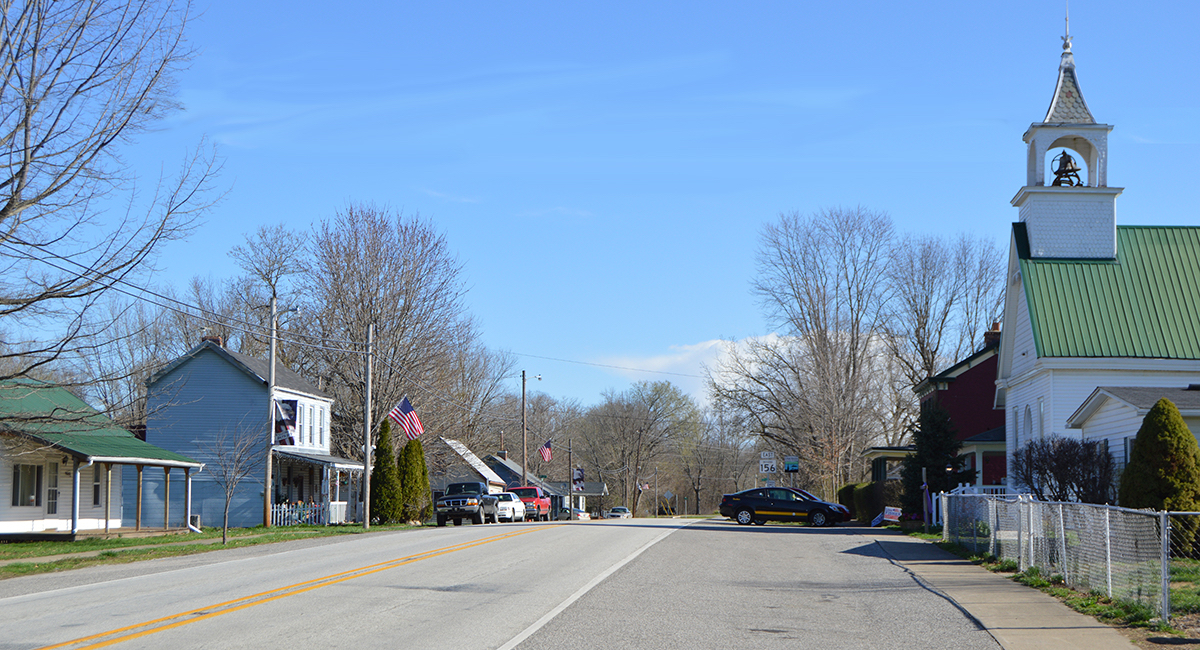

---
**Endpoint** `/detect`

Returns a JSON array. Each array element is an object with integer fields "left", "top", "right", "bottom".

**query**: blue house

[{"left": 126, "top": 337, "right": 364, "bottom": 529}]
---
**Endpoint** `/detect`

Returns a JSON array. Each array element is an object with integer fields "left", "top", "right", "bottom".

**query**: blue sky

[{"left": 130, "top": 1, "right": 1200, "bottom": 407}]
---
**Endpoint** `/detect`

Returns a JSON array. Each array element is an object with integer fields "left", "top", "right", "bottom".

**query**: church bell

[{"left": 1051, "top": 150, "right": 1083, "bottom": 187}]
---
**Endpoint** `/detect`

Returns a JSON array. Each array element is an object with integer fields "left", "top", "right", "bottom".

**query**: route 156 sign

[{"left": 759, "top": 459, "right": 777, "bottom": 474}]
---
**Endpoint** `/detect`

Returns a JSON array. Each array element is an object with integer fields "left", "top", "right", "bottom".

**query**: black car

[
  {"left": 435, "top": 482, "right": 498, "bottom": 526},
  {"left": 718, "top": 487, "right": 849, "bottom": 527}
]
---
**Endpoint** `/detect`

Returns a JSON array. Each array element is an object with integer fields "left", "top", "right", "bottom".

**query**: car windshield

[
  {"left": 612, "top": 507, "right": 628, "bottom": 512},
  {"left": 793, "top": 489, "right": 819, "bottom": 501},
  {"left": 497, "top": 494, "right": 514, "bottom": 502},
  {"left": 510, "top": 488, "right": 536, "bottom": 498},
  {"left": 447, "top": 484, "right": 481, "bottom": 495}
]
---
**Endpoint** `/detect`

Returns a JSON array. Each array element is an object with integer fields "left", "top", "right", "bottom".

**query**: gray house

[{"left": 125, "top": 337, "right": 364, "bottom": 529}]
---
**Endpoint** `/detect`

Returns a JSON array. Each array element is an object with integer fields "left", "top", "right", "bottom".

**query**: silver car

[
  {"left": 495, "top": 492, "right": 526, "bottom": 522},
  {"left": 605, "top": 506, "right": 631, "bottom": 519}
]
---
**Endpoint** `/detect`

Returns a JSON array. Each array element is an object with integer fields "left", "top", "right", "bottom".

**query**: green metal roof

[
  {"left": 0, "top": 380, "right": 200, "bottom": 466},
  {"left": 1020, "top": 226, "right": 1200, "bottom": 358}
]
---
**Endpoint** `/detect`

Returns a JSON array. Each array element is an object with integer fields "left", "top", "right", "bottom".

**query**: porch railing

[{"left": 271, "top": 503, "right": 328, "bottom": 527}]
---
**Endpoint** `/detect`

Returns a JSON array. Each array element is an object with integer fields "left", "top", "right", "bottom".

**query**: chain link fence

[{"left": 942, "top": 493, "right": 1200, "bottom": 622}]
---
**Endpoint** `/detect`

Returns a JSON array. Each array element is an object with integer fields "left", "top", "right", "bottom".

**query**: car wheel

[
  {"left": 436, "top": 515, "right": 446, "bottom": 527},
  {"left": 453, "top": 518, "right": 461, "bottom": 526},
  {"left": 735, "top": 509, "right": 754, "bottom": 525},
  {"left": 811, "top": 510, "right": 828, "bottom": 527}
]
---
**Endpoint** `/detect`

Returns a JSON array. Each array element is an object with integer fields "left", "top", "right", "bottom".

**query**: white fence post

[
  {"left": 1161, "top": 512, "right": 1172, "bottom": 623},
  {"left": 1058, "top": 503, "right": 1067, "bottom": 582},
  {"left": 1105, "top": 508, "right": 1112, "bottom": 598}
]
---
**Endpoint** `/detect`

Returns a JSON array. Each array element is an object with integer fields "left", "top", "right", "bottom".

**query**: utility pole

[
  {"left": 363, "top": 324, "right": 373, "bottom": 531},
  {"left": 521, "top": 370, "right": 527, "bottom": 487},
  {"left": 263, "top": 295, "right": 277, "bottom": 528}
]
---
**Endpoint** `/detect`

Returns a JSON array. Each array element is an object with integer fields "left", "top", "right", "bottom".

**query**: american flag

[
  {"left": 538, "top": 439, "right": 552, "bottom": 462},
  {"left": 388, "top": 397, "right": 424, "bottom": 441}
]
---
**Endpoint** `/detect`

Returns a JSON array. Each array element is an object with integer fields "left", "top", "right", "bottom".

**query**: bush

[
  {"left": 369, "top": 420, "right": 403, "bottom": 524},
  {"left": 398, "top": 438, "right": 432, "bottom": 522},
  {"left": 837, "top": 483, "right": 859, "bottom": 520},
  {"left": 853, "top": 480, "right": 903, "bottom": 524},
  {"left": 1010, "top": 438, "right": 1115, "bottom": 503},
  {"left": 900, "top": 403, "right": 971, "bottom": 516}
]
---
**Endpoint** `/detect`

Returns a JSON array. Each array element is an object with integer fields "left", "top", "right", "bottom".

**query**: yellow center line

[{"left": 38, "top": 526, "right": 551, "bottom": 650}]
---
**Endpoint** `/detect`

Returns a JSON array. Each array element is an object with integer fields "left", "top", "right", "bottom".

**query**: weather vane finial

[{"left": 1062, "top": 1, "right": 1072, "bottom": 51}]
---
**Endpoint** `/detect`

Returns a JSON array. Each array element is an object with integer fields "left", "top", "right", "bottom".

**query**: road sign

[
  {"left": 783, "top": 456, "right": 799, "bottom": 473},
  {"left": 760, "top": 451, "right": 775, "bottom": 460},
  {"left": 765, "top": 480, "right": 775, "bottom": 488},
  {"left": 759, "top": 459, "right": 777, "bottom": 474}
]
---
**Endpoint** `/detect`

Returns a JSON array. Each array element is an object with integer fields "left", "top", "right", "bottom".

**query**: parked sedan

[
  {"left": 495, "top": 492, "right": 526, "bottom": 522},
  {"left": 559, "top": 507, "right": 591, "bottom": 521},
  {"left": 605, "top": 506, "right": 631, "bottom": 519},
  {"left": 718, "top": 487, "right": 849, "bottom": 527}
]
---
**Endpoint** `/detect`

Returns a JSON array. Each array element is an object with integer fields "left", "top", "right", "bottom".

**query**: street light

[{"left": 521, "top": 371, "right": 541, "bottom": 486}]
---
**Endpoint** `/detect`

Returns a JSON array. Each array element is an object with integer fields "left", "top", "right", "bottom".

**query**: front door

[{"left": 45, "top": 462, "right": 59, "bottom": 526}]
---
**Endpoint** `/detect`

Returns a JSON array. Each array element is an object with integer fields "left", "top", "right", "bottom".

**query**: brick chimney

[
  {"left": 200, "top": 335, "right": 223, "bottom": 348},
  {"left": 982, "top": 322, "right": 1001, "bottom": 350}
]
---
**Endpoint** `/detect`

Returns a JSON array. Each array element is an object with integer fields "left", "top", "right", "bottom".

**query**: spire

[{"left": 1043, "top": 4, "right": 1095, "bottom": 124}]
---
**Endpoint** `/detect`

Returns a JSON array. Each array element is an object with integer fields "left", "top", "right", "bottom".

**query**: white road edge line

[{"left": 496, "top": 520, "right": 700, "bottom": 650}]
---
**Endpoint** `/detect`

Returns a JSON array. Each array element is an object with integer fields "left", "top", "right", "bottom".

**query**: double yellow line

[{"left": 39, "top": 526, "right": 548, "bottom": 649}]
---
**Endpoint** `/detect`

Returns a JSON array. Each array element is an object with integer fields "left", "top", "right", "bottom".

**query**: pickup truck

[
  {"left": 510, "top": 486, "right": 551, "bottom": 522},
  {"left": 435, "top": 482, "right": 498, "bottom": 526}
]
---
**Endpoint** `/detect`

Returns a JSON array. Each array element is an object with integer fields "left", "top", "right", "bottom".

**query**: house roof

[
  {"left": 963, "top": 425, "right": 1006, "bottom": 444},
  {"left": 274, "top": 446, "right": 364, "bottom": 471},
  {"left": 913, "top": 339, "right": 999, "bottom": 397},
  {"left": 442, "top": 438, "right": 505, "bottom": 487},
  {"left": 1067, "top": 386, "right": 1200, "bottom": 428},
  {"left": 1042, "top": 36, "right": 1095, "bottom": 124},
  {"left": 484, "top": 454, "right": 560, "bottom": 495},
  {"left": 0, "top": 380, "right": 201, "bottom": 468},
  {"left": 1017, "top": 226, "right": 1200, "bottom": 359},
  {"left": 148, "top": 341, "right": 330, "bottom": 401}
]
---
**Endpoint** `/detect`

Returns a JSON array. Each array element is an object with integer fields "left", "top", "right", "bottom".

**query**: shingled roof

[
  {"left": 1043, "top": 36, "right": 1095, "bottom": 124},
  {"left": 148, "top": 340, "right": 329, "bottom": 400}
]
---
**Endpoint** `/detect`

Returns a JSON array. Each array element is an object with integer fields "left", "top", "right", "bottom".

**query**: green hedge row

[{"left": 839, "top": 481, "right": 903, "bottom": 524}]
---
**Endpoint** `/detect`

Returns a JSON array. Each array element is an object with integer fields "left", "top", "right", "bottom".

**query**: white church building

[{"left": 995, "top": 30, "right": 1200, "bottom": 488}]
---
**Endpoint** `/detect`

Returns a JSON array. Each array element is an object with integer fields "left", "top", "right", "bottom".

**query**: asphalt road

[{"left": 0, "top": 518, "right": 1000, "bottom": 650}]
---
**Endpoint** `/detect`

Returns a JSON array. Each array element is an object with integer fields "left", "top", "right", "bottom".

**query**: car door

[{"left": 765, "top": 488, "right": 806, "bottom": 522}]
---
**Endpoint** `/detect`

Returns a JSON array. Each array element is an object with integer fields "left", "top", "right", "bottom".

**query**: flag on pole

[
  {"left": 388, "top": 397, "right": 424, "bottom": 441},
  {"left": 538, "top": 439, "right": 552, "bottom": 462}
]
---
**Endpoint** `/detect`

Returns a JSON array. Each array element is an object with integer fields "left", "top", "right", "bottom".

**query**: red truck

[{"left": 510, "top": 486, "right": 551, "bottom": 521}]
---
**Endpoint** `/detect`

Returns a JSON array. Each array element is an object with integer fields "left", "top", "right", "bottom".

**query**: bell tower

[{"left": 1011, "top": 19, "right": 1122, "bottom": 259}]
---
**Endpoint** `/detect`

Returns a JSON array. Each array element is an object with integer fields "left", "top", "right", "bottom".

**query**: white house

[
  {"left": 132, "top": 337, "right": 364, "bottom": 529},
  {"left": 995, "top": 34, "right": 1200, "bottom": 491},
  {"left": 1, "top": 379, "right": 202, "bottom": 538},
  {"left": 1067, "top": 386, "right": 1200, "bottom": 474}
]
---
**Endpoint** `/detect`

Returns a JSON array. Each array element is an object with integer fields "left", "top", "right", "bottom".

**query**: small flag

[
  {"left": 388, "top": 397, "right": 424, "bottom": 441},
  {"left": 538, "top": 439, "right": 552, "bottom": 462},
  {"left": 572, "top": 467, "right": 584, "bottom": 491},
  {"left": 274, "top": 400, "right": 295, "bottom": 445}
]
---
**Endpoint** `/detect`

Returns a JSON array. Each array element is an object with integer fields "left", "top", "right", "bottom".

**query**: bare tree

[
  {"left": 198, "top": 426, "right": 262, "bottom": 544},
  {"left": 884, "top": 233, "right": 1005, "bottom": 386},
  {"left": 0, "top": 0, "right": 218, "bottom": 385},
  {"left": 300, "top": 204, "right": 473, "bottom": 459},
  {"left": 716, "top": 207, "right": 895, "bottom": 498}
]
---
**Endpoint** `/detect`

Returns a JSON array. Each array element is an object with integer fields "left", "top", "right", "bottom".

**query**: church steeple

[
  {"left": 1012, "top": 26, "right": 1122, "bottom": 259},
  {"left": 1043, "top": 14, "right": 1095, "bottom": 124}
]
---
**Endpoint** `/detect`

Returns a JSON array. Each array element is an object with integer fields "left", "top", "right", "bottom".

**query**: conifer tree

[
  {"left": 398, "top": 438, "right": 432, "bottom": 522},
  {"left": 1119, "top": 398, "right": 1200, "bottom": 511},
  {"left": 900, "top": 403, "right": 965, "bottom": 516},
  {"left": 369, "top": 420, "right": 403, "bottom": 524}
]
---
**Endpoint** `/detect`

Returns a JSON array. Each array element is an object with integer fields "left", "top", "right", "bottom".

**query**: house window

[
  {"left": 11, "top": 464, "right": 42, "bottom": 507},
  {"left": 308, "top": 405, "right": 314, "bottom": 444},
  {"left": 319, "top": 407, "right": 325, "bottom": 446},
  {"left": 297, "top": 405, "right": 305, "bottom": 446},
  {"left": 93, "top": 465, "right": 102, "bottom": 507}
]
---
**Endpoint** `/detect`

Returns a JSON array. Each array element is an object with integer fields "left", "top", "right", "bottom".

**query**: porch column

[
  {"left": 163, "top": 467, "right": 171, "bottom": 530},
  {"left": 104, "top": 463, "right": 112, "bottom": 534},
  {"left": 974, "top": 450, "right": 984, "bottom": 486},
  {"left": 184, "top": 467, "right": 192, "bottom": 531},
  {"left": 136, "top": 465, "right": 143, "bottom": 531},
  {"left": 71, "top": 459, "right": 80, "bottom": 535}
]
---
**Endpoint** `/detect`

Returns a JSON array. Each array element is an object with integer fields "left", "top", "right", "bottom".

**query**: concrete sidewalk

[{"left": 863, "top": 530, "right": 1135, "bottom": 649}]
